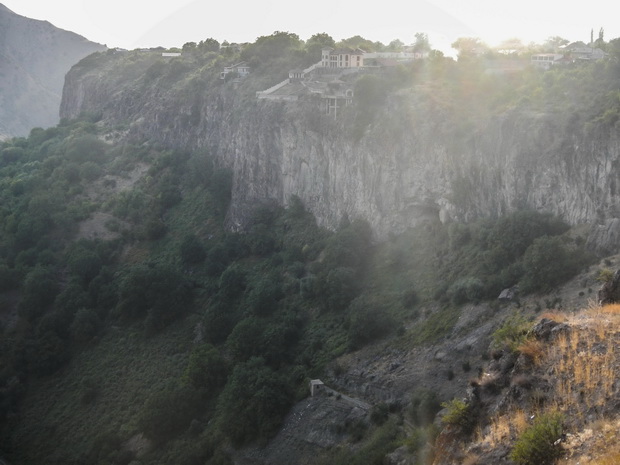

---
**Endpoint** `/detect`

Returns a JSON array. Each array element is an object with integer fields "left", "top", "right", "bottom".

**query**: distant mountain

[{"left": 0, "top": 3, "right": 105, "bottom": 139}]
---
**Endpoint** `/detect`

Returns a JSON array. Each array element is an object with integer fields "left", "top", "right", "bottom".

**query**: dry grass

[
  {"left": 479, "top": 303, "right": 620, "bottom": 463},
  {"left": 599, "top": 303, "right": 620, "bottom": 314},
  {"left": 462, "top": 453, "right": 481, "bottom": 465},
  {"left": 559, "top": 419, "right": 620, "bottom": 464},
  {"left": 590, "top": 452, "right": 620, "bottom": 465},
  {"left": 476, "top": 409, "right": 529, "bottom": 448},
  {"left": 540, "top": 311, "right": 569, "bottom": 322},
  {"left": 548, "top": 325, "right": 617, "bottom": 414},
  {"left": 517, "top": 338, "right": 545, "bottom": 364}
]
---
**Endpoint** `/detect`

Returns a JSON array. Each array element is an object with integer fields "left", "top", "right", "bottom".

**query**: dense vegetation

[{"left": 2, "top": 29, "right": 618, "bottom": 465}]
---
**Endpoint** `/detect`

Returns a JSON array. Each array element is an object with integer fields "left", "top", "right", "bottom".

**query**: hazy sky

[{"left": 3, "top": 0, "right": 620, "bottom": 53}]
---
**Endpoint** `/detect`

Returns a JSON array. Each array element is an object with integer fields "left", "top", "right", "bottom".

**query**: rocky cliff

[
  {"left": 0, "top": 3, "right": 105, "bottom": 138},
  {"left": 60, "top": 51, "right": 620, "bottom": 244}
]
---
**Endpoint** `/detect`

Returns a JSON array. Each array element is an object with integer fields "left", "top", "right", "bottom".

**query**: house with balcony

[
  {"left": 531, "top": 53, "right": 564, "bottom": 69},
  {"left": 321, "top": 47, "right": 365, "bottom": 68}
]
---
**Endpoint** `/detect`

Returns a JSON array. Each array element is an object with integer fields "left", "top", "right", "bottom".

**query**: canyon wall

[{"left": 60, "top": 54, "right": 620, "bottom": 246}]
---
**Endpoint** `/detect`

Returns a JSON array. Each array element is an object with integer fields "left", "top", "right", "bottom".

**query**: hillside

[
  {"left": 2, "top": 32, "right": 620, "bottom": 465},
  {"left": 0, "top": 4, "right": 105, "bottom": 139},
  {"left": 432, "top": 301, "right": 620, "bottom": 465}
]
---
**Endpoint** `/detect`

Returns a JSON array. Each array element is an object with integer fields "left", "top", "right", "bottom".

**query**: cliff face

[
  {"left": 0, "top": 4, "right": 105, "bottom": 138},
  {"left": 60, "top": 55, "right": 620, "bottom": 242}
]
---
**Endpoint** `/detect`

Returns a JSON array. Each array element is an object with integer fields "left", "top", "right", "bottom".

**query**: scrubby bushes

[
  {"left": 448, "top": 277, "right": 484, "bottom": 304},
  {"left": 520, "top": 235, "right": 587, "bottom": 293},
  {"left": 138, "top": 385, "right": 203, "bottom": 443},
  {"left": 215, "top": 357, "right": 293, "bottom": 445},
  {"left": 182, "top": 343, "right": 227, "bottom": 395},
  {"left": 492, "top": 312, "right": 531, "bottom": 352},
  {"left": 441, "top": 398, "right": 474, "bottom": 433},
  {"left": 437, "top": 210, "right": 592, "bottom": 303},
  {"left": 510, "top": 412, "right": 564, "bottom": 465},
  {"left": 116, "top": 262, "right": 193, "bottom": 331}
]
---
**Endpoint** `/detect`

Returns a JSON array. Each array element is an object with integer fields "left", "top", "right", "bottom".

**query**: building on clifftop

[{"left": 321, "top": 47, "right": 365, "bottom": 68}]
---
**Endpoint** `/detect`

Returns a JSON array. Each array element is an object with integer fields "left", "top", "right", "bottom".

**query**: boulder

[{"left": 530, "top": 318, "right": 569, "bottom": 341}]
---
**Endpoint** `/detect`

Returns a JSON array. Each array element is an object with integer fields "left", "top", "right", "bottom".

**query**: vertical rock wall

[{"left": 61, "top": 63, "right": 620, "bottom": 242}]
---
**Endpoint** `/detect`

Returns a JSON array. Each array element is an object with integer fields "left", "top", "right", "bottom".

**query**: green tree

[
  {"left": 66, "top": 246, "right": 102, "bottom": 284},
  {"left": 180, "top": 234, "right": 207, "bottom": 265},
  {"left": 117, "top": 263, "right": 192, "bottom": 330},
  {"left": 198, "top": 38, "right": 220, "bottom": 52},
  {"left": 64, "top": 134, "right": 106, "bottom": 164},
  {"left": 218, "top": 263, "right": 247, "bottom": 298},
  {"left": 70, "top": 308, "right": 101, "bottom": 343},
  {"left": 305, "top": 32, "right": 336, "bottom": 58},
  {"left": 337, "top": 35, "right": 378, "bottom": 52},
  {"left": 451, "top": 37, "right": 487, "bottom": 60},
  {"left": 245, "top": 275, "right": 283, "bottom": 316},
  {"left": 215, "top": 357, "right": 293, "bottom": 445},
  {"left": 520, "top": 235, "right": 585, "bottom": 293},
  {"left": 320, "top": 267, "right": 358, "bottom": 312},
  {"left": 18, "top": 266, "right": 59, "bottom": 320},
  {"left": 182, "top": 343, "right": 227, "bottom": 395},
  {"left": 413, "top": 33, "right": 431, "bottom": 53}
]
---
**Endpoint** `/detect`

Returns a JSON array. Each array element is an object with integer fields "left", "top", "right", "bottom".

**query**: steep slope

[
  {"left": 0, "top": 3, "right": 105, "bottom": 138},
  {"left": 431, "top": 302, "right": 620, "bottom": 465}
]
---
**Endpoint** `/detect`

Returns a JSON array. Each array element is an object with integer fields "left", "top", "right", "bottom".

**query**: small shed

[{"left": 310, "top": 379, "right": 325, "bottom": 397}]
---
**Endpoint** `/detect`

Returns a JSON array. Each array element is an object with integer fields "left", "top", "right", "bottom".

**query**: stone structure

[{"left": 309, "top": 379, "right": 325, "bottom": 396}]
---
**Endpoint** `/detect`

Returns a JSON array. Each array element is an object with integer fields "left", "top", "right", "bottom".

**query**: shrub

[
  {"left": 510, "top": 412, "right": 564, "bottom": 465},
  {"left": 448, "top": 277, "right": 484, "bottom": 305},
  {"left": 520, "top": 235, "right": 588, "bottom": 293},
  {"left": 492, "top": 313, "right": 530, "bottom": 352},
  {"left": 138, "top": 385, "right": 202, "bottom": 443},
  {"left": 245, "top": 276, "right": 283, "bottom": 316},
  {"left": 215, "top": 357, "right": 293, "bottom": 445},
  {"left": 203, "top": 300, "right": 242, "bottom": 345},
  {"left": 218, "top": 263, "right": 247, "bottom": 297},
  {"left": 70, "top": 308, "right": 101, "bottom": 343},
  {"left": 18, "top": 266, "right": 59, "bottom": 320},
  {"left": 0, "top": 263, "right": 19, "bottom": 292},
  {"left": 180, "top": 234, "right": 206, "bottom": 265},
  {"left": 66, "top": 247, "right": 102, "bottom": 284},
  {"left": 370, "top": 402, "right": 389, "bottom": 425},
  {"left": 182, "top": 343, "right": 227, "bottom": 394},
  {"left": 597, "top": 268, "right": 615, "bottom": 284},
  {"left": 117, "top": 263, "right": 192, "bottom": 330},
  {"left": 320, "top": 266, "right": 358, "bottom": 312},
  {"left": 441, "top": 398, "right": 474, "bottom": 433}
]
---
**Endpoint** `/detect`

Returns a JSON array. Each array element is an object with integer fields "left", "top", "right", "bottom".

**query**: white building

[
  {"left": 531, "top": 53, "right": 564, "bottom": 69},
  {"left": 321, "top": 47, "right": 365, "bottom": 68}
]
